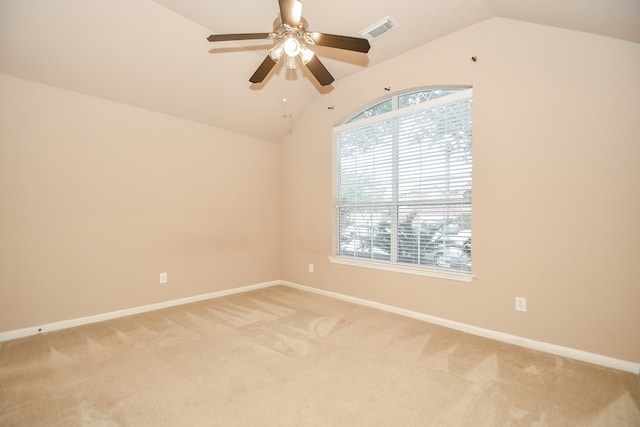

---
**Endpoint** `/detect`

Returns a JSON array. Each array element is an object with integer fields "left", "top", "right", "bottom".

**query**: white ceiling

[{"left": 1, "top": 0, "right": 638, "bottom": 142}]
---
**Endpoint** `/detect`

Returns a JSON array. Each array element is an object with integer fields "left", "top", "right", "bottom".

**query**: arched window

[{"left": 332, "top": 87, "right": 473, "bottom": 280}]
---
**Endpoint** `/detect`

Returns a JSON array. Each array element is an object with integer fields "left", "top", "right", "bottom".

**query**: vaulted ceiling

[{"left": 1, "top": 0, "right": 638, "bottom": 142}]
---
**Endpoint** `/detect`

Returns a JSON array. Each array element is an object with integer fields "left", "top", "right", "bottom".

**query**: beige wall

[
  {"left": 280, "top": 18, "right": 640, "bottom": 362},
  {"left": 0, "top": 75, "right": 281, "bottom": 331}
]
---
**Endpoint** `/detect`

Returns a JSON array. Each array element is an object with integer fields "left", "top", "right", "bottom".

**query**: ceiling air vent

[{"left": 359, "top": 17, "right": 398, "bottom": 41}]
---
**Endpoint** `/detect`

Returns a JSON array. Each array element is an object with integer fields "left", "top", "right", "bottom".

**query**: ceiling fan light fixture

[
  {"left": 285, "top": 55, "right": 297, "bottom": 69},
  {"left": 269, "top": 43, "right": 284, "bottom": 61},
  {"left": 283, "top": 36, "right": 301, "bottom": 57},
  {"left": 299, "top": 44, "right": 315, "bottom": 64}
]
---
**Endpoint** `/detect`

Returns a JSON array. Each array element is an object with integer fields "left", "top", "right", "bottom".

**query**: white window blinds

[{"left": 334, "top": 88, "right": 473, "bottom": 272}]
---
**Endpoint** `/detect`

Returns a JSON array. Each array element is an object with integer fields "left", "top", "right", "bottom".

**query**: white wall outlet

[
  {"left": 308, "top": 263, "right": 314, "bottom": 273},
  {"left": 159, "top": 272, "right": 168, "bottom": 284},
  {"left": 515, "top": 297, "right": 527, "bottom": 312}
]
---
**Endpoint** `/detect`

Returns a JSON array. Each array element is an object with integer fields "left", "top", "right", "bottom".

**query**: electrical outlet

[
  {"left": 160, "top": 272, "right": 167, "bottom": 284},
  {"left": 308, "top": 263, "right": 314, "bottom": 273},
  {"left": 515, "top": 297, "right": 527, "bottom": 312}
]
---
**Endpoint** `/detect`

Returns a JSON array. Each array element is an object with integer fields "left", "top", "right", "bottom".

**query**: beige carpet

[{"left": 1, "top": 285, "right": 639, "bottom": 426}]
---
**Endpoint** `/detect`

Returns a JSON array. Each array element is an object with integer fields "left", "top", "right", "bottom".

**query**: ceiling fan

[{"left": 206, "top": 0, "right": 371, "bottom": 87}]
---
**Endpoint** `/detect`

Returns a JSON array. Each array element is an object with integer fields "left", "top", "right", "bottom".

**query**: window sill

[{"left": 328, "top": 256, "right": 475, "bottom": 282}]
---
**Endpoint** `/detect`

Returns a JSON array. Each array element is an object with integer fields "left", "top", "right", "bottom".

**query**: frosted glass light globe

[{"left": 283, "top": 37, "right": 300, "bottom": 57}]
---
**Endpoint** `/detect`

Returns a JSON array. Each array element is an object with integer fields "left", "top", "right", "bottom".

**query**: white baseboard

[
  {"left": 1, "top": 279, "right": 638, "bottom": 375},
  {"left": 0, "top": 280, "right": 278, "bottom": 343},
  {"left": 280, "top": 280, "right": 640, "bottom": 375}
]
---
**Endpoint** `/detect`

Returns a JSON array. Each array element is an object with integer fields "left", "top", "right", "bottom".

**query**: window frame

[{"left": 330, "top": 86, "right": 475, "bottom": 282}]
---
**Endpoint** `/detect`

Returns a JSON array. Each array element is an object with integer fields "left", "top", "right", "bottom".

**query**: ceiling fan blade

[
  {"left": 305, "top": 55, "right": 334, "bottom": 86},
  {"left": 310, "top": 32, "right": 371, "bottom": 53},
  {"left": 249, "top": 55, "right": 278, "bottom": 84},
  {"left": 279, "top": 0, "right": 302, "bottom": 27},
  {"left": 207, "top": 33, "right": 271, "bottom": 42}
]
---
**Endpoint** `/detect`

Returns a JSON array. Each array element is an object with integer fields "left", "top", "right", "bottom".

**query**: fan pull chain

[
  {"left": 282, "top": 66, "right": 294, "bottom": 121},
  {"left": 282, "top": 66, "right": 289, "bottom": 118}
]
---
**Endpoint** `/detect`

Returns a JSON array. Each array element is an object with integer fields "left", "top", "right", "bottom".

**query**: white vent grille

[{"left": 359, "top": 17, "right": 398, "bottom": 41}]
